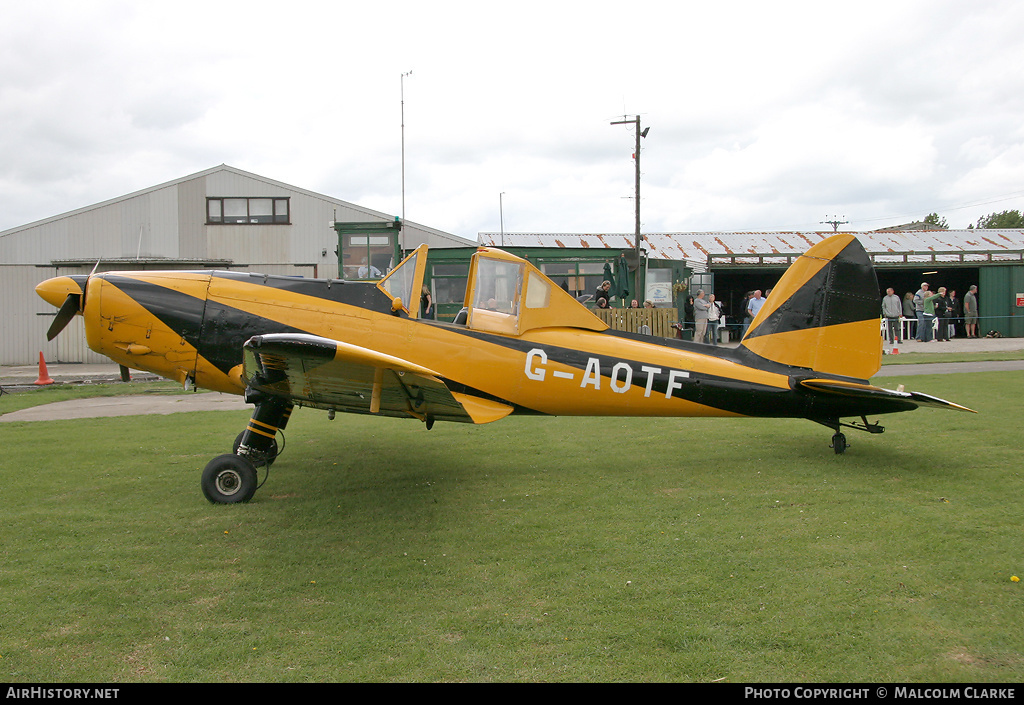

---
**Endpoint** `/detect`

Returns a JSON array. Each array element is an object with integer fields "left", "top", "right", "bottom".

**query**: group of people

[
  {"left": 679, "top": 289, "right": 768, "bottom": 345},
  {"left": 882, "top": 283, "right": 979, "bottom": 343},
  {"left": 596, "top": 280, "right": 656, "bottom": 310},
  {"left": 678, "top": 290, "right": 728, "bottom": 345}
]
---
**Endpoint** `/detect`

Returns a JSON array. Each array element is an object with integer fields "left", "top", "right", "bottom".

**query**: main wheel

[
  {"left": 201, "top": 454, "right": 258, "bottom": 504},
  {"left": 831, "top": 432, "right": 848, "bottom": 455}
]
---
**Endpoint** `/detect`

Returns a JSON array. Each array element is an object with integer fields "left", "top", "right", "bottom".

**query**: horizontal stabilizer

[{"left": 798, "top": 378, "right": 976, "bottom": 413}]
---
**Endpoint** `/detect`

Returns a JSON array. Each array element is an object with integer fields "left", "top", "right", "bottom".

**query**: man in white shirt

[{"left": 745, "top": 290, "right": 765, "bottom": 335}]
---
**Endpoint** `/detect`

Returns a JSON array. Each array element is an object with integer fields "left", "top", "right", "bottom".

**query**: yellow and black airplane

[{"left": 36, "top": 233, "right": 972, "bottom": 503}]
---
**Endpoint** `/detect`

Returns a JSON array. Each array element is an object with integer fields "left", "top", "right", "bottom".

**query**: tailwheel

[
  {"left": 831, "top": 432, "right": 848, "bottom": 455},
  {"left": 201, "top": 454, "right": 258, "bottom": 504}
]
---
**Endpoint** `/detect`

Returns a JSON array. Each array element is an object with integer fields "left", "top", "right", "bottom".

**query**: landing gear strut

[
  {"left": 812, "top": 416, "right": 884, "bottom": 455},
  {"left": 201, "top": 393, "right": 293, "bottom": 504}
]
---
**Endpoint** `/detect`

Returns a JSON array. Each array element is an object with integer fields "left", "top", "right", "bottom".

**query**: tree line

[{"left": 923, "top": 210, "right": 1024, "bottom": 229}]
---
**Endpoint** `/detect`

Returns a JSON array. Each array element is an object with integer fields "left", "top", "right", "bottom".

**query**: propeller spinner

[{"left": 35, "top": 273, "right": 93, "bottom": 341}]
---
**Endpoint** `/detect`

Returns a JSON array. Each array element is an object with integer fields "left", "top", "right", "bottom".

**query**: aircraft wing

[{"left": 241, "top": 333, "right": 513, "bottom": 425}]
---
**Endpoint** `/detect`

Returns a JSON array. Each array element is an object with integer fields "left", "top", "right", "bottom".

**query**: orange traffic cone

[{"left": 34, "top": 352, "right": 54, "bottom": 385}]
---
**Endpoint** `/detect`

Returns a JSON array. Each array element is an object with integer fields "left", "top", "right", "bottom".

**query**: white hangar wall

[{"left": 0, "top": 165, "right": 474, "bottom": 366}]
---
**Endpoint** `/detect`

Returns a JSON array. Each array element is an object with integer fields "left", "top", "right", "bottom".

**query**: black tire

[
  {"left": 832, "top": 433, "right": 847, "bottom": 455},
  {"left": 231, "top": 431, "right": 279, "bottom": 467},
  {"left": 201, "top": 454, "right": 258, "bottom": 504}
]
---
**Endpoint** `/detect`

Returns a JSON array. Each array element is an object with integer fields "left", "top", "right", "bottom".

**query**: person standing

[
  {"left": 914, "top": 283, "right": 933, "bottom": 342},
  {"left": 746, "top": 290, "right": 766, "bottom": 334},
  {"left": 948, "top": 289, "right": 962, "bottom": 338},
  {"left": 739, "top": 292, "right": 751, "bottom": 336},
  {"left": 882, "top": 287, "right": 902, "bottom": 344},
  {"left": 683, "top": 296, "right": 695, "bottom": 336},
  {"left": 964, "top": 285, "right": 979, "bottom": 338},
  {"left": 932, "top": 287, "right": 951, "bottom": 342},
  {"left": 922, "top": 286, "right": 943, "bottom": 342},
  {"left": 693, "top": 290, "right": 710, "bottom": 344},
  {"left": 420, "top": 286, "right": 433, "bottom": 319},
  {"left": 902, "top": 292, "right": 917, "bottom": 340},
  {"left": 707, "top": 294, "right": 722, "bottom": 345}
]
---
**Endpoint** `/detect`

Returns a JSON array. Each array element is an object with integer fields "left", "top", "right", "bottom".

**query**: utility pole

[
  {"left": 610, "top": 115, "right": 649, "bottom": 302},
  {"left": 820, "top": 216, "right": 848, "bottom": 232}
]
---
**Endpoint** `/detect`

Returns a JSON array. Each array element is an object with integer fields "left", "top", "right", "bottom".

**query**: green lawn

[
  {"left": 881, "top": 350, "right": 1024, "bottom": 365},
  {"left": 1, "top": 371, "right": 1021, "bottom": 682}
]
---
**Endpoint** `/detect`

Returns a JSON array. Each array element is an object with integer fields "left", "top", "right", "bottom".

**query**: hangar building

[
  {"left": 0, "top": 165, "right": 474, "bottom": 365},
  {"left": 481, "top": 230, "right": 1024, "bottom": 338}
]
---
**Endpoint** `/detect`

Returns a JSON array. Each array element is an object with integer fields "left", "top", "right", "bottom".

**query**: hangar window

[
  {"left": 540, "top": 261, "right": 605, "bottom": 300},
  {"left": 207, "top": 197, "right": 290, "bottom": 225},
  {"left": 430, "top": 264, "right": 469, "bottom": 308}
]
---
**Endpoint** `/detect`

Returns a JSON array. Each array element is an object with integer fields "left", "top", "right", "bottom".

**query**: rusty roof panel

[{"left": 478, "top": 231, "right": 1024, "bottom": 269}]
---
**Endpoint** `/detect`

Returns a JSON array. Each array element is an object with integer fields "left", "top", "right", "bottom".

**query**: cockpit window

[
  {"left": 465, "top": 249, "right": 608, "bottom": 336},
  {"left": 378, "top": 250, "right": 419, "bottom": 312},
  {"left": 472, "top": 257, "right": 522, "bottom": 315},
  {"left": 524, "top": 271, "right": 551, "bottom": 309}
]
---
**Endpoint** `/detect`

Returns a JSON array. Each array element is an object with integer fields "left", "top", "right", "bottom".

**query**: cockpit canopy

[{"left": 379, "top": 245, "right": 606, "bottom": 336}]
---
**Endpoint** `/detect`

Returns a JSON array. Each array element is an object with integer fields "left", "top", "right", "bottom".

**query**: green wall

[{"left": 979, "top": 265, "right": 1024, "bottom": 337}]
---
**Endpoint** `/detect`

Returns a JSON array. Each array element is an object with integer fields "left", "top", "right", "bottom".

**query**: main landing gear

[
  {"left": 812, "top": 416, "right": 885, "bottom": 455},
  {"left": 201, "top": 393, "right": 293, "bottom": 504}
]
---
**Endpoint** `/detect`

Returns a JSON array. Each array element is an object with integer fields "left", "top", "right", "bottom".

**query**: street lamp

[{"left": 401, "top": 70, "right": 412, "bottom": 252}]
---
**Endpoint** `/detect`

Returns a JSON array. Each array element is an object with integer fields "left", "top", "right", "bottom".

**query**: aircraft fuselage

[{"left": 39, "top": 269, "right": 910, "bottom": 422}]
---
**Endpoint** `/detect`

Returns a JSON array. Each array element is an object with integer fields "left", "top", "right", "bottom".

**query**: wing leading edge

[{"left": 242, "top": 333, "right": 513, "bottom": 425}]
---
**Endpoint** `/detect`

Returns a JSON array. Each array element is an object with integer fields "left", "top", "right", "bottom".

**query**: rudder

[{"left": 739, "top": 234, "right": 882, "bottom": 380}]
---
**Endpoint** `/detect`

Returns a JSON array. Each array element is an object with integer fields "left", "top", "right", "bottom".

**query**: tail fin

[{"left": 740, "top": 234, "right": 881, "bottom": 380}]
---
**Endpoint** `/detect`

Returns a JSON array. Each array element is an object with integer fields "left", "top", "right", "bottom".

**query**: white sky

[{"left": 2, "top": 0, "right": 1024, "bottom": 239}]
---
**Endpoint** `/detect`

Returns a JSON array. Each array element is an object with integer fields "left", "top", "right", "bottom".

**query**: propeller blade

[
  {"left": 46, "top": 293, "right": 82, "bottom": 341},
  {"left": 81, "top": 259, "right": 101, "bottom": 310}
]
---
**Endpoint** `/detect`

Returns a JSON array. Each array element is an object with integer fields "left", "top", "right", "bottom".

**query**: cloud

[{"left": 2, "top": 0, "right": 1024, "bottom": 236}]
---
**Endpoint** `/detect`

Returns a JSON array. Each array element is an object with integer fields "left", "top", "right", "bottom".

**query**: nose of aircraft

[{"left": 35, "top": 275, "right": 87, "bottom": 308}]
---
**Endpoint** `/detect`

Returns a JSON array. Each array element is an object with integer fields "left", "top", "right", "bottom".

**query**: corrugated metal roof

[{"left": 479, "top": 230, "right": 1024, "bottom": 269}]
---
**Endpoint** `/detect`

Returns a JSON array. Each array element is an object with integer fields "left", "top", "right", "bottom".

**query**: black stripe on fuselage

[
  {"left": 104, "top": 274, "right": 318, "bottom": 376},
  {"left": 422, "top": 322, "right": 800, "bottom": 417},
  {"left": 425, "top": 322, "right": 909, "bottom": 419},
  {"left": 209, "top": 271, "right": 399, "bottom": 314},
  {"left": 102, "top": 275, "right": 209, "bottom": 350}
]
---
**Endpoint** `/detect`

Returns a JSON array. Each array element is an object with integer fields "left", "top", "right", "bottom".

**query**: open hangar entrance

[
  {"left": 874, "top": 265, "right": 980, "bottom": 307},
  {"left": 705, "top": 265, "right": 787, "bottom": 323},
  {"left": 707, "top": 262, "right": 983, "bottom": 334}
]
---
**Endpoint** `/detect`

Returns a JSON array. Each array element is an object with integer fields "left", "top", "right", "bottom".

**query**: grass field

[
  {"left": 1, "top": 370, "right": 1022, "bottom": 682},
  {"left": 880, "top": 350, "right": 1024, "bottom": 366}
]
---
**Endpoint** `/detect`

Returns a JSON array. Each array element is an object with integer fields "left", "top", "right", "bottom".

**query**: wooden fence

[{"left": 594, "top": 308, "right": 678, "bottom": 338}]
